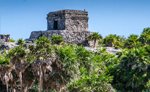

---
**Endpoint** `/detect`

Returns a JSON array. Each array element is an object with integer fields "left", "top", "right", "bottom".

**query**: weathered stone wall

[
  {"left": 29, "top": 31, "right": 43, "bottom": 40},
  {"left": 29, "top": 30, "right": 91, "bottom": 45},
  {"left": 65, "top": 10, "right": 88, "bottom": 32},
  {"left": 0, "top": 34, "right": 10, "bottom": 42},
  {"left": 47, "top": 10, "right": 88, "bottom": 32},
  {"left": 28, "top": 10, "right": 90, "bottom": 45},
  {"left": 47, "top": 13, "right": 65, "bottom": 30}
]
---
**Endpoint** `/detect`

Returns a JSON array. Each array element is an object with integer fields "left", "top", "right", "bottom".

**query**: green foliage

[
  {"left": 112, "top": 46, "right": 150, "bottom": 91},
  {"left": 35, "top": 36, "right": 52, "bottom": 60},
  {"left": 139, "top": 27, "right": 150, "bottom": 45},
  {"left": 8, "top": 46, "right": 26, "bottom": 58},
  {"left": 1, "top": 28, "right": 150, "bottom": 92},
  {"left": 103, "top": 34, "right": 125, "bottom": 49},
  {"left": 0, "top": 53, "right": 10, "bottom": 64},
  {"left": 55, "top": 44, "right": 80, "bottom": 82},
  {"left": 51, "top": 35, "right": 63, "bottom": 45},
  {"left": 17, "top": 38, "right": 25, "bottom": 46},
  {"left": 87, "top": 32, "right": 102, "bottom": 48},
  {"left": 36, "top": 36, "right": 50, "bottom": 48},
  {"left": 76, "top": 46, "right": 92, "bottom": 75},
  {"left": 9, "top": 38, "right": 15, "bottom": 42},
  {"left": 97, "top": 48, "right": 120, "bottom": 75},
  {"left": 87, "top": 32, "right": 102, "bottom": 41},
  {"left": 68, "top": 73, "right": 114, "bottom": 92},
  {"left": 124, "top": 34, "right": 141, "bottom": 49},
  {"left": 68, "top": 54, "right": 115, "bottom": 92}
]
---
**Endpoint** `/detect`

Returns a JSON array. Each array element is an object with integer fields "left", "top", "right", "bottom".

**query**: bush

[
  {"left": 17, "top": 39, "right": 25, "bottom": 46},
  {"left": 0, "top": 53, "right": 10, "bottom": 64},
  {"left": 51, "top": 35, "right": 63, "bottom": 44},
  {"left": 112, "top": 47, "right": 150, "bottom": 91},
  {"left": 9, "top": 38, "right": 15, "bottom": 42}
]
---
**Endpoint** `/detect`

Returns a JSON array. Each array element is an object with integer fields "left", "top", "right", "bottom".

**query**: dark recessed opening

[
  {"left": 1, "top": 35, "right": 4, "bottom": 39},
  {"left": 53, "top": 21, "right": 58, "bottom": 30}
]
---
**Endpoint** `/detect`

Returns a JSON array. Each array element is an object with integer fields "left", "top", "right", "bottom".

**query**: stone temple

[
  {"left": 47, "top": 10, "right": 88, "bottom": 31},
  {"left": 29, "top": 9, "right": 91, "bottom": 45}
]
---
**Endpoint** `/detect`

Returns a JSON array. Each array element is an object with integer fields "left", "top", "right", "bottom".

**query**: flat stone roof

[
  {"left": 47, "top": 9, "right": 88, "bottom": 15},
  {"left": 0, "top": 34, "right": 10, "bottom": 36}
]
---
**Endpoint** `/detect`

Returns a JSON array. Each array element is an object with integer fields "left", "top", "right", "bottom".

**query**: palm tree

[
  {"left": 103, "top": 34, "right": 125, "bottom": 48},
  {"left": 139, "top": 28, "right": 150, "bottom": 45},
  {"left": 35, "top": 36, "right": 51, "bottom": 59},
  {"left": 7, "top": 46, "right": 28, "bottom": 91},
  {"left": 17, "top": 39, "right": 25, "bottom": 46},
  {"left": 124, "top": 34, "right": 141, "bottom": 49},
  {"left": 87, "top": 32, "right": 102, "bottom": 48},
  {"left": 33, "top": 36, "right": 52, "bottom": 92}
]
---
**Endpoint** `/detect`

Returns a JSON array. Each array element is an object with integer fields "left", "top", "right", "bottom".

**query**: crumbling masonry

[{"left": 29, "top": 9, "right": 91, "bottom": 45}]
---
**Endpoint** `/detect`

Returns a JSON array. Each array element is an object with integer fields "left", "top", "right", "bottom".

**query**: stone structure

[
  {"left": 47, "top": 10, "right": 88, "bottom": 32},
  {"left": 0, "top": 34, "right": 10, "bottom": 42},
  {"left": 30, "top": 30, "right": 91, "bottom": 45},
  {"left": 29, "top": 9, "right": 91, "bottom": 45}
]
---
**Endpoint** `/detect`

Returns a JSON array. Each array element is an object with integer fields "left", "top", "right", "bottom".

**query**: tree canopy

[{"left": 0, "top": 28, "right": 150, "bottom": 92}]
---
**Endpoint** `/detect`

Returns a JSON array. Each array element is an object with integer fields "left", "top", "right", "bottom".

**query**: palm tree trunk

[
  {"left": 24, "top": 86, "right": 28, "bottom": 92},
  {"left": 38, "top": 66, "right": 43, "bottom": 92},
  {"left": 19, "top": 72, "right": 23, "bottom": 91},
  {"left": 4, "top": 73, "right": 9, "bottom": 92}
]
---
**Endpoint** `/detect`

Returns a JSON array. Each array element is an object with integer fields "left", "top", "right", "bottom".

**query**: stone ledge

[
  {"left": 29, "top": 30, "right": 92, "bottom": 45},
  {"left": 47, "top": 9, "right": 88, "bottom": 15}
]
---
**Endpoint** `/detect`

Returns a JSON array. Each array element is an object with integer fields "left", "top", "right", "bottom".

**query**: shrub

[
  {"left": 51, "top": 35, "right": 63, "bottom": 45},
  {"left": 9, "top": 38, "right": 15, "bottom": 42}
]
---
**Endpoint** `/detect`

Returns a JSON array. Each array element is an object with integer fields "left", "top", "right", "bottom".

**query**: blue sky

[{"left": 0, "top": 0, "right": 150, "bottom": 40}]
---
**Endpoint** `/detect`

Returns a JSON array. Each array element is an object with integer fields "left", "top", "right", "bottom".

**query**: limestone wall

[
  {"left": 29, "top": 10, "right": 90, "bottom": 45},
  {"left": 65, "top": 13, "right": 88, "bottom": 32},
  {"left": 47, "top": 14, "right": 65, "bottom": 30},
  {"left": 0, "top": 34, "right": 10, "bottom": 42},
  {"left": 29, "top": 30, "right": 91, "bottom": 45},
  {"left": 47, "top": 10, "right": 88, "bottom": 32}
]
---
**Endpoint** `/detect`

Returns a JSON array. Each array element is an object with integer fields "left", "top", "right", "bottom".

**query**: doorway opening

[{"left": 53, "top": 21, "right": 58, "bottom": 30}]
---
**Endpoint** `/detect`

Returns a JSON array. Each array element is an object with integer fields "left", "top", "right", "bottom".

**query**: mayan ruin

[{"left": 29, "top": 10, "right": 91, "bottom": 45}]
